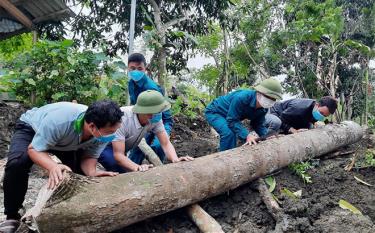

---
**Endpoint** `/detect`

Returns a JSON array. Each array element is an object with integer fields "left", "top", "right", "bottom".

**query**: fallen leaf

[
  {"left": 281, "top": 188, "right": 297, "bottom": 199},
  {"left": 265, "top": 176, "right": 276, "bottom": 193},
  {"left": 293, "top": 190, "right": 302, "bottom": 198},
  {"left": 354, "top": 176, "right": 373, "bottom": 187},
  {"left": 339, "top": 199, "right": 362, "bottom": 215}
]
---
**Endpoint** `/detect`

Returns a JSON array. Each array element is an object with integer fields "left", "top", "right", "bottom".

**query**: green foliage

[
  {"left": 1, "top": 40, "right": 127, "bottom": 106},
  {"left": 192, "top": 64, "right": 221, "bottom": 95},
  {"left": 355, "top": 149, "right": 375, "bottom": 168},
  {"left": 285, "top": 0, "right": 344, "bottom": 43},
  {"left": 68, "top": 0, "right": 232, "bottom": 75},
  {"left": 0, "top": 33, "right": 33, "bottom": 61},
  {"left": 365, "top": 151, "right": 375, "bottom": 167},
  {"left": 171, "top": 85, "right": 213, "bottom": 119},
  {"left": 288, "top": 161, "right": 314, "bottom": 183},
  {"left": 368, "top": 116, "right": 375, "bottom": 130}
]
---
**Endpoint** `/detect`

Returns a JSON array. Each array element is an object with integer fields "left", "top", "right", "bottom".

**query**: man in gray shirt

[
  {"left": 98, "top": 90, "right": 193, "bottom": 173},
  {"left": 0, "top": 100, "right": 123, "bottom": 233}
]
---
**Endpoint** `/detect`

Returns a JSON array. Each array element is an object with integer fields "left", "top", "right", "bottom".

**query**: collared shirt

[
  {"left": 113, "top": 106, "right": 165, "bottom": 152},
  {"left": 20, "top": 102, "right": 108, "bottom": 158},
  {"left": 270, "top": 98, "right": 316, "bottom": 132},
  {"left": 128, "top": 75, "right": 173, "bottom": 134},
  {"left": 205, "top": 89, "right": 268, "bottom": 139}
]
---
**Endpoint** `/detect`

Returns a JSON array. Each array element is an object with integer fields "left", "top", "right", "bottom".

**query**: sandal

[{"left": 0, "top": 219, "right": 20, "bottom": 233}]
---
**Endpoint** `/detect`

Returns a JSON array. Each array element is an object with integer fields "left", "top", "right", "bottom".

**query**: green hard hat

[
  {"left": 254, "top": 78, "right": 283, "bottom": 100},
  {"left": 132, "top": 90, "right": 171, "bottom": 114}
]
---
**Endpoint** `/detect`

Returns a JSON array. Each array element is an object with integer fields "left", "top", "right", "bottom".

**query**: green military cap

[
  {"left": 254, "top": 78, "right": 283, "bottom": 100},
  {"left": 132, "top": 90, "right": 171, "bottom": 114}
]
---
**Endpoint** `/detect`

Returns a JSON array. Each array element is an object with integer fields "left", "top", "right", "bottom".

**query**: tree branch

[{"left": 163, "top": 12, "right": 193, "bottom": 30}]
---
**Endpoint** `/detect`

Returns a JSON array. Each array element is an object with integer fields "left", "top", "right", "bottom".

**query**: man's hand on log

[
  {"left": 289, "top": 128, "right": 308, "bottom": 134},
  {"left": 288, "top": 127, "right": 298, "bottom": 134},
  {"left": 244, "top": 134, "right": 258, "bottom": 146},
  {"left": 137, "top": 164, "right": 154, "bottom": 172},
  {"left": 297, "top": 128, "right": 308, "bottom": 132},
  {"left": 48, "top": 164, "right": 72, "bottom": 190},
  {"left": 172, "top": 156, "right": 194, "bottom": 163},
  {"left": 94, "top": 170, "right": 119, "bottom": 177}
]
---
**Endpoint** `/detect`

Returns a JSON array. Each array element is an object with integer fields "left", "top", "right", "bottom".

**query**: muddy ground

[
  {"left": 0, "top": 102, "right": 375, "bottom": 232},
  {"left": 120, "top": 119, "right": 375, "bottom": 233}
]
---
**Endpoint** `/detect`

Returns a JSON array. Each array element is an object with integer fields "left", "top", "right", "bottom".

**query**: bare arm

[
  {"left": 80, "top": 156, "right": 118, "bottom": 177},
  {"left": 112, "top": 141, "right": 150, "bottom": 172},
  {"left": 28, "top": 144, "right": 72, "bottom": 189}
]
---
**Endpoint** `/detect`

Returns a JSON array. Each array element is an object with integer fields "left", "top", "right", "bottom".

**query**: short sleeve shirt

[
  {"left": 20, "top": 102, "right": 108, "bottom": 158},
  {"left": 113, "top": 106, "right": 165, "bottom": 152}
]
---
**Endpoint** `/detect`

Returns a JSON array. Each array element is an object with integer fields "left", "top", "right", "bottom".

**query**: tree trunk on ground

[
  {"left": 138, "top": 139, "right": 224, "bottom": 233},
  {"left": 186, "top": 204, "right": 224, "bottom": 233},
  {"left": 21, "top": 122, "right": 363, "bottom": 233}
]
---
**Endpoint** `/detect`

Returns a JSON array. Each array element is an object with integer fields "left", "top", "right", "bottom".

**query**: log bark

[
  {"left": 138, "top": 139, "right": 224, "bottom": 233},
  {"left": 186, "top": 204, "right": 224, "bottom": 233},
  {"left": 138, "top": 139, "right": 163, "bottom": 166},
  {"left": 23, "top": 122, "right": 363, "bottom": 233}
]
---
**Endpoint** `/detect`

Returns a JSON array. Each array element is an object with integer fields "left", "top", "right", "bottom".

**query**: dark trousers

[{"left": 3, "top": 120, "right": 82, "bottom": 220}]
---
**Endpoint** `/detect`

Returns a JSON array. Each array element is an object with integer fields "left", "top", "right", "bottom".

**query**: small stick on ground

[
  {"left": 324, "top": 150, "right": 356, "bottom": 160},
  {"left": 257, "top": 178, "right": 291, "bottom": 233},
  {"left": 344, "top": 147, "right": 363, "bottom": 171},
  {"left": 138, "top": 139, "right": 224, "bottom": 233},
  {"left": 257, "top": 178, "right": 282, "bottom": 220}
]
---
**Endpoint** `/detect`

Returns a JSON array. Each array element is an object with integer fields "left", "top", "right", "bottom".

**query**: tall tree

[{"left": 69, "top": 0, "right": 233, "bottom": 87}]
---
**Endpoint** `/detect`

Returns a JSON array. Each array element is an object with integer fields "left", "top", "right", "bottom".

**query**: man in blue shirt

[
  {"left": 205, "top": 78, "right": 283, "bottom": 151},
  {"left": 127, "top": 53, "right": 173, "bottom": 164},
  {"left": 0, "top": 100, "right": 123, "bottom": 232}
]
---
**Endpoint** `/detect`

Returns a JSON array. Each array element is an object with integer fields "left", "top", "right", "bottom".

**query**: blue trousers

[
  {"left": 98, "top": 133, "right": 167, "bottom": 172},
  {"left": 97, "top": 144, "right": 127, "bottom": 173},
  {"left": 205, "top": 111, "right": 237, "bottom": 151},
  {"left": 264, "top": 113, "right": 282, "bottom": 134}
]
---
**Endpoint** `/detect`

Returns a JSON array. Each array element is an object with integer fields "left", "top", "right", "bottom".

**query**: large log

[
  {"left": 138, "top": 139, "right": 224, "bottom": 233},
  {"left": 23, "top": 122, "right": 363, "bottom": 233}
]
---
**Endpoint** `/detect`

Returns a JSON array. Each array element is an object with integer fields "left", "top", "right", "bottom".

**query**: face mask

[
  {"left": 257, "top": 93, "right": 276, "bottom": 108},
  {"left": 92, "top": 126, "right": 116, "bottom": 143},
  {"left": 128, "top": 70, "right": 145, "bottom": 82},
  {"left": 312, "top": 108, "right": 325, "bottom": 121},
  {"left": 149, "top": 113, "right": 162, "bottom": 124}
]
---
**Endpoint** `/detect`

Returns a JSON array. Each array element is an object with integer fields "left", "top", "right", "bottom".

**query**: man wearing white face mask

[
  {"left": 98, "top": 90, "right": 193, "bottom": 173},
  {"left": 264, "top": 96, "right": 337, "bottom": 134},
  {"left": 205, "top": 78, "right": 283, "bottom": 151}
]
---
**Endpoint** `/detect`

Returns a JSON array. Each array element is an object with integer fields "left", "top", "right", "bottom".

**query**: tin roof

[{"left": 0, "top": 0, "right": 74, "bottom": 40}]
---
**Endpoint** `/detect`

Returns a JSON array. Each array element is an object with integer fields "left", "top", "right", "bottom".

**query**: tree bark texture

[
  {"left": 24, "top": 122, "right": 363, "bottom": 233},
  {"left": 138, "top": 138, "right": 224, "bottom": 233}
]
